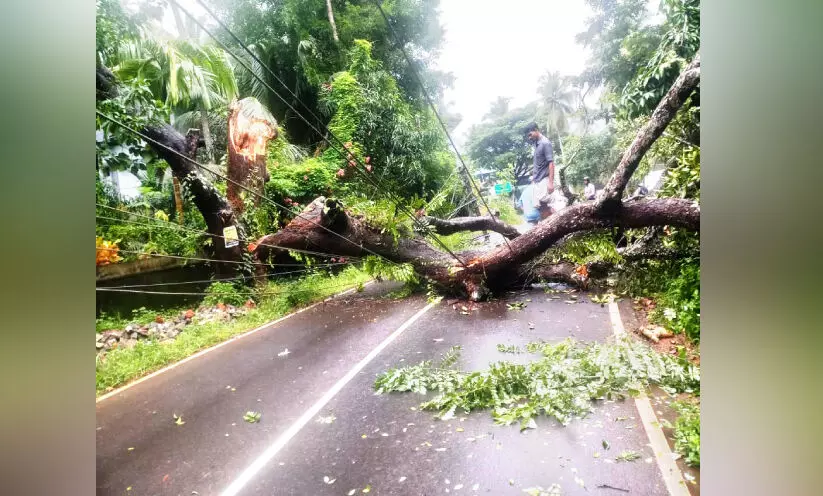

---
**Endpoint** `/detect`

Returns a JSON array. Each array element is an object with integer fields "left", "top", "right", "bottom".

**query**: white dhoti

[{"left": 532, "top": 178, "right": 568, "bottom": 212}]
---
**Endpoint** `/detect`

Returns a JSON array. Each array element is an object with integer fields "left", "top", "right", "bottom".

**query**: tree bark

[
  {"left": 97, "top": 56, "right": 701, "bottom": 298},
  {"left": 326, "top": 0, "right": 340, "bottom": 43},
  {"left": 140, "top": 125, "right": 246, "bottom": 276},
  {"left": 200, "top": 107, "right": 214, "bottom": 163},
  {"left": 251, "top": 195, "right": 698, "bottom": 298},
  {"left": 421, "top": 215, "right": 521, "bottom": 239},
  {"left": 227, "top": 99, "right": 275, "bottom": 212},
  {"left": 598, "top": 56, "right": 700, "bottom": 211}
]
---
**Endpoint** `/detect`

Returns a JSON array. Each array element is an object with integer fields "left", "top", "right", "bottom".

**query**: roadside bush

[
  {"left": 203, "top": 281, "right": 248, "bottom": 306},
  {"left": 669, "top": 400, "right": 700, "bottom": 467}
]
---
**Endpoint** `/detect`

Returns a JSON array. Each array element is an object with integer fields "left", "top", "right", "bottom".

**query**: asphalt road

[{"left": 97, "top": 282, "right": 683, "bottom": 496}]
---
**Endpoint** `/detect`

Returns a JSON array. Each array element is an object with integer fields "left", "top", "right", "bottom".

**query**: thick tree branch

[
  {"left": 421, "top": 215, "right": 521, "bottom": 239},
  {"left": 598, "top": 56, "right": 700, "bottom": 210}
]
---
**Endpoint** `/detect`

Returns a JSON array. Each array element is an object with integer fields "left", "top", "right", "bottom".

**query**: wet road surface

[{"left": 97, "top": 283, "right": 681, "bottom": 496}]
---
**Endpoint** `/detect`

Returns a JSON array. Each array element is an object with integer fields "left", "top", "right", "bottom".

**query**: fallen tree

[{"left": 97, "top": 56, "right": 700, "bottom": 299}]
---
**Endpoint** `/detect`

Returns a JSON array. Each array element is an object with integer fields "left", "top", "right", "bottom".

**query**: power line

[
  {"left": 96, "top": 113, "right": 456, "bottom": 296},
  {"left": 96, "top": 111, "right": 400, "bottom": 267},
  {"left": 179, "top": 0, "right": 467, "bottom": 266},
  {"left": 370, "top": 0, "right": 513, "bottom": 253},
  {"left": 98, "top": 247, "right": 348, "bottom": 268},
  {"left": 96, "top": 278, "right": 368, "bottom": 297},
  {"left": 96, "top": 206, "right": 361, "bottom": 260},
  {"left": 98, "top": 264, "right": 356, "bottom": 289}
]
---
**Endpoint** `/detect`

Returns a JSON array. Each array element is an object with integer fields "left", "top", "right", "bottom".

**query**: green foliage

[
  {"left": 203, "top": 281, "right": 248, "bottom": 306},
  {"left": 616, "top": 450, "right": 642, "bottom": 462},
  {"left": 320, "top": 40, "right": 454, "bottom": 200},
  {"left": 373, "top": 346, "right": 464, "bottom": 395},
  {"left": 436, "top": 232, "right": 475, "bottom": 253},
  {"left": 96, "top": 202, "right": 207, "bottom": 262},
  {"left": 485, "top": 196, "right": 522, "bottom": 225},
  {"left": 243, "top": 411, "right": 262, "bottom": 423},
  {"left": 227, "top": 0, "right": 451, "bottom": 147},
  {"left": 96, "top": 78, "right": 169, "bottom": 176},
  {"left": 544, "top": 231, "right": 622, "bottom": 266},
  {"left": 362, "top": 256, "right": 418, "bottom": 286},
  {"left": 648, "top": 258, "right": 700, "bottom": 342},
  {"left": 466, "top": 102, "right": 541, "bottom": 185},
  {"left": 497, "top": 344, "right": 523, "bottom": 354},
  {"left": 659, "top": 145, "right": 700, "bottom": 200},
  {"left": 375, "top": 337, "right": 699, "bottom": 428},
  {"left": 344, "top": 195, "right": 408, "bottom": 244},
  {"left": 620, "top": 0, "right": 700, "bottom": 119},
  {"left": 96, "top": 0, "right": 139, "bottom": 63},
  {"left": 562, "top": 132, "right": 620, "bottom": 187},
  {"left": 669, "top": 400, "right": 700, "bottom": 466}
]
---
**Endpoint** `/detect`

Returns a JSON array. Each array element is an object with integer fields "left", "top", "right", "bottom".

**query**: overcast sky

[{"left": 434, "top": 0, "right": 595, "bottom": 147}]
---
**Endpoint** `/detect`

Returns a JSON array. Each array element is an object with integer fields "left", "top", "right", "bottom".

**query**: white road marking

[
  {"left": 608, "top": 301, "right": 690, "bottom": 496},
  {"left": 96, "top": 282, "right": 372, "bottom": 403},
  {"left": 219, "top": 298, "right": 440, "bottom": 496}
]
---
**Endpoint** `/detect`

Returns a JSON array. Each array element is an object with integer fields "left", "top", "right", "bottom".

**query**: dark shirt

[{"left": 532, "top": 136, "right": 554, "bottom": 182}]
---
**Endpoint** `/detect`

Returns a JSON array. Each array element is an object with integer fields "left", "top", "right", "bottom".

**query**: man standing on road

[
  {"left": 524, "top": 123, "right": 565, "bottom": 217},
  {"left": 583, "top": 177, "right": 596, "bottom": 200}
]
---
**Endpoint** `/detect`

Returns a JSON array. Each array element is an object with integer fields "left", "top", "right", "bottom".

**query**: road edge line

[
  {"left": 608, "top": 301, "right": 690, "bottom": 496},
  {"left": 96, "top": 281, "right": 374, "bottom": 404},
  {"left": 219, "top": 298, "right": 440, "bottom": 496}
]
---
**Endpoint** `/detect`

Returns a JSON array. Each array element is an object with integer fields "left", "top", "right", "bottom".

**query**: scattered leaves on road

[
  {"left": 506, "top": 302, "right": 527, "bottom": 311},
  {"left": 496, "top": 344, "right": 522, "bottom": 354},
  {"left": 374, "top": 337, "right": 699, "bottom": 429},
  {"left": 243, "top": 411, "right": 261, "bottom": 423},
  {"left": 616, "top": 450, "right": 642, "bottom": 462},
  {"left": 173, "top": 413, "right": 185, "bottom": 426},
  {"left": 277, "top": 348, "right": 290, "bottom": 357},
  {"left": 523, "top": 485, "right": 562, "bottom": 496},
  {"left": 323, "top": 476, "right": 336, "bottom": 484}
]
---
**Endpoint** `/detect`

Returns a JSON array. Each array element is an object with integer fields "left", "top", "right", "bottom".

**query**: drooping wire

[
  {"left": 96, "top": 111, "right": 401, "bottom": 267},
  {"left": 98, "top": 247, "right": 351, "bottom": 268},
  {"left": 97, "top": 264, "right": 356, "bottom": 289},
  {"left": 96, "top": 205, "right": 361, "bottom": 260},
  {"left": 96, "top": 111, "right": 456, "bottom": 296},
  {"left": 96, "top": 278, "right": 368, "bottom": 297},
  {"left": 370, "top": 0, "right": 514, "bottom": 253},
  {"left": 177, "top": 0, "right": 467, "bottom": 266}
]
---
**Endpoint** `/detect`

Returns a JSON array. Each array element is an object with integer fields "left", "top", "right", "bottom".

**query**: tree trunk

[
  {"left": 227, "top": 99, "right": 276, "bottom": 213},
  {"left": 97, "top": 55, "right": 700, "bottom": 299},
  {"left": 326, "top": 0, "right": 340, "bottom": 43},
  {"left": 200, "top": 107, "right": 214, "bottom": 163},
  {"left": 140, "top": 125, "right": 247, "bottom": 277},
  {"left": 172, "top": 176, "right": 184, "bottom": 224},
  {"left": 456, "top": 162, "right": 481, "bottom": 216},
  {"left": 598, "top": 56, "right": 700, "bottom": 212}
]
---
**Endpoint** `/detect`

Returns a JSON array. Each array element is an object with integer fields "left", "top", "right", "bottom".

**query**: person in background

[
  {"left": 583, "top": 176, "right": 596, "bottom": 200},
  {"left": 518, "top": 183, "right": 541, "bottom": 226}
]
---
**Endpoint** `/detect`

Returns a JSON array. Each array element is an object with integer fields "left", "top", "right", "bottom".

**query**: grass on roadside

[
  {"left": 96, "top": 266, "right": 371, "bottom": 395},
  {"left": 667, "top": 399, "right": 700, "bottom": 467}
]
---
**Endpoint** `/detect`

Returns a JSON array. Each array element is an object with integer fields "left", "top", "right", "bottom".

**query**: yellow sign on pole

[{"left": 223, "top": 225, "right": 239, "bottom": 248}]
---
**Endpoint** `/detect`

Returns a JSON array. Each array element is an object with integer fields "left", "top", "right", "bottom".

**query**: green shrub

[
  {"left": 648, "top": 258, "right": 700, "bottom": 342},
  {"left": 670, "top": 400, "right": 700, "bottom": 466},
  {"left": 203, "top": 281, "right": 247, "bottom": 306}
]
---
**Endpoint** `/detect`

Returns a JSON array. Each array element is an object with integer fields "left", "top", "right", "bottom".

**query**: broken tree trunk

[
  {"left": 97, "top": 54, "right": 700, "bottom": 299},
  {"left": 227, "top": 98, "right": 277, "bottom": 213},
  {"left": 140, "top": 125, "right": 247, "bottom": 276}
]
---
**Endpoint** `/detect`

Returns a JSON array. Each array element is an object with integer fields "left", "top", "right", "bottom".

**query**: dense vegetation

[{"left": 96, "top": 3, "right": 700, "bottom": 463}]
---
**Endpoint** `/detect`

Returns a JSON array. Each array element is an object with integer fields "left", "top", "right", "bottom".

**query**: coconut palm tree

[
  {"left": 113, "top": 37, "right": 238, "bottom": 162},
  {"left": 537, "top": 71, "right": 577, "bottom": 140}
]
